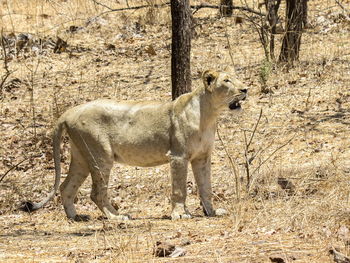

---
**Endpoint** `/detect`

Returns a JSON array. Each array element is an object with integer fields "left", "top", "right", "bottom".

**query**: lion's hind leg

[{"left": 60, "top": 145, "right": 90, "bottom": 221}]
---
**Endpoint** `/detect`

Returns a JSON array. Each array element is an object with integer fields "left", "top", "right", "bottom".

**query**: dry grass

[{"left": 1, "top": 0, "right": 350, "bottom": 262}]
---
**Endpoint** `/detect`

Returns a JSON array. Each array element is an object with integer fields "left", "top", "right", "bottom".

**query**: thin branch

[
  {"left": 242, "top": 109, "right": 263, "bottom": 191},
  {"left": 243, "top": 130, "right": 250, "bottom": 191},
  {"left": 89, "top": 1, "right": 265, "bottom": 16},
  {"left": 191, "top": 4, "right": 265, "bottom": 16},
  {"left": 91, "top": 0, "right": 113, "bottom": 10},
  {"left": 335, "top": 0, "right": 350, "bottom": 17},
  {"left": 247, "top": 108, "right": 263, "bottom": 149},
  {"left": 217, "top": 127, "right": 240, "bottom": 201},
  {"left": 0, "top": 159, "right": 27, "bottom": 183},
  {"left": 224, "top": 21, "right": 235, "bottom": 66},
  {"left": 247, "top": 134, "right": 296, "bottom": 192},
  {"left": 91, "top": 1, "right": 169, "bottom": 12},
  {"left": 251, "top": 134, "right": 296, "bottom": 177}
]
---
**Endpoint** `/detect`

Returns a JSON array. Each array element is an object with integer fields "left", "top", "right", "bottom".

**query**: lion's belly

[
  {"left": 111, "top": 131, "right": 170, "bottom": 167},
  {"left": 110, "top": 119, "right": 171, "bottom": 167},
  {"left": 113, "top": 146, "right": 170, "bottom": 167}
]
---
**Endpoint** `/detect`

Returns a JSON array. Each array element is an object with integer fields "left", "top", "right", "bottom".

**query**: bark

[
  {"left": 219, "top": 0, "right": 233, "bottom": 17},
  {"left": 279, "top": 0, "right": 306, "bottom": 63},
  {"left": 265, "top": 0, "right": 281, "bottom": 60},
  {"left": 302, "top": 0, "right": 308, "bottom": 27},
  {"left": 171, "top": 0, "right": 192, "bottom": 100}
]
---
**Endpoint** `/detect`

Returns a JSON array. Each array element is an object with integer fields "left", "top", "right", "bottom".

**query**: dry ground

[{"left": 1, "top": 0, "right": 350, "bottom": 262}]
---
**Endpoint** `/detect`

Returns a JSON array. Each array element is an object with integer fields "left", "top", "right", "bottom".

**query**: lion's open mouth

[
  {"left": 229, "top": 101, "right": 241, "bottom": 110},
  {"left": 228, "top": 94, "right": 246, "bottom": 110}
]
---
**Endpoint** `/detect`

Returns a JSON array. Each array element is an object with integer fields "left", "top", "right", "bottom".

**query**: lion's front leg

[
  {"left": 192, "top": 156, "right": 227, "bottom": 217},
  {"left": 191, "top": 156, "right": 215, "bottom": 216},
  {"left": 170, "top": 156, "right": 191, "bottom": 220}
]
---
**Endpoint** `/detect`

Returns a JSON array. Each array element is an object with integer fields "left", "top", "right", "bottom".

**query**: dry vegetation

[{"left": 1, "top": 0, "right": 350, "bottom": 262}]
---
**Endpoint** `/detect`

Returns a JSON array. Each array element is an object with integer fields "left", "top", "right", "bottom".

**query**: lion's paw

[
  {"left": 73, "top": 214, "right": 91, "bottom": 222},
  {"left": 171, "top": 212, "right": 192, "bottom": 220},
  {"left": 110, "top": 214, "right": 131, "bottom": 221},
  {"left": 171, "top": 203, "right": 191, "bottom": 220}
]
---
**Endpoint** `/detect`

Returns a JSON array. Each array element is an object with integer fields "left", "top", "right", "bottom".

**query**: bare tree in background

[
  {"left": 220, "top": 0, "right": 233, "bottom": 17},
  {"left": 279, "top": 0, "right": 307, "bottom": 63},
  {"left": 171, "top": 0, "right": 192, "bottom": 100}
]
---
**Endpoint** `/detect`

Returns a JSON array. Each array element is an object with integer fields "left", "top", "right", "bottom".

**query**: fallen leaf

[{"left": 145, "top": 45, "right": 156, "bottom": 56}]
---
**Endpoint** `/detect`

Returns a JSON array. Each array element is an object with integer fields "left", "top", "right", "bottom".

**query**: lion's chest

[{"left": 188, "top": 128, "right": 216, "bottom": 160}]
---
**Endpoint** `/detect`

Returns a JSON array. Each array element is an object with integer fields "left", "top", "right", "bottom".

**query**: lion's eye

[{"left": 224, "top": 79, "right": 231, "bottom": 83}]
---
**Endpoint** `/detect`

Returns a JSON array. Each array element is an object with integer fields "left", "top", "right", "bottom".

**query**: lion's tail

[{"left": 21, "top": 116, "right": 66, "bottom": 212}]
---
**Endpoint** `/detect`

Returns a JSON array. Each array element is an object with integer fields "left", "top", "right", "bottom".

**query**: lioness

[{"left": 23, "top": 70, "right": 247, "bottom": 221}]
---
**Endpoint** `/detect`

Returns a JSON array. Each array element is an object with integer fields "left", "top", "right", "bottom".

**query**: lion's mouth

[
  {"left": 229, "top": 101, "right": 241, "bottom": 110},
  {"left": 228, "top": 94, "right": 246, "bottom": 110}
]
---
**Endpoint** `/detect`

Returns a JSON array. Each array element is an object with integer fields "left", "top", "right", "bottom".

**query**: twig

[
  {"left": 91, "top": 1, "right": 169, "bottom": 12},
  {"left": 217, "top": 127, "right": 240, "bottom": 201},
  {"left": 335, "top": 0, "right": 350, "bottom": 17},
  {"left": 304, "top": 86, "right": 313, "bottom": 112},
  {"left": 224, "top": 21, "right": 235, "bottom": 66},
  {"left": 25, "top": 58, "right": 41, "bottom": 139},
  {"left": 0, "top": 159, "right": 27, "bottom": 183},
  {"left": 89, "top": 1, "right": 265, "bottom": 16},
  {"left": 243, "top": 109, "right": 263, "bottom": 191},
  {"left": 251, "top": 134, "right": 296, "bottom": 178},
  {"left": 247, "top": 134, "right": 296, "bottom": 193},
  {"left": 243, "top": 130, "right": 250, "bottom": 191},
  {"left": 247, "top": 108, "right": 263, "bottom": 149},
  {"left": 191, "top": 4, "right": 265, "bottom": 16},
  {"left": 91, "top": 0, "right": 113, "bottom": 10}
]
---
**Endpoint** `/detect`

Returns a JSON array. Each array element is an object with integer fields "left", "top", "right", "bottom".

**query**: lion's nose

[{"left": 240, "top": 88, "right": 248, "bottom": 94}]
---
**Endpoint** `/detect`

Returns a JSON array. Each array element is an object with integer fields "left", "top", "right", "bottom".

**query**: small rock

[
  {"left": 215, "top": 208, "right": 228, "bottom": 216},
  {"left": 269, "top": 256, "right": 285, "bottom": 263},
  {"left": 169, "top": 247, "right": 186, "bottom": 258}
]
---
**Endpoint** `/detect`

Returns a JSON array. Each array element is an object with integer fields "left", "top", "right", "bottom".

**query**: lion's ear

[{"left": 202, "top": 70, "right": 218, "bottom": 92}]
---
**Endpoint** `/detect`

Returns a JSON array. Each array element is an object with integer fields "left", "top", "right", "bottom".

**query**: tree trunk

[
  {"left": 265, "top": 0, "right": 281, "bottom": 61},
  {"left": 302, "top": 0, "right": 308, "bottom": 27},
  {"left": 279, "top": 0, "right": 306, "bottom": 63},
  {"left": 220, "top": 0, "right": 233, "bottom": 17},
  {"left": 171, "top": 0, "right": 192, "bottom": 100}
]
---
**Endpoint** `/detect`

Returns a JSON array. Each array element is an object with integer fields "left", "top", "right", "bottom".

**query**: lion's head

[{"left": 202, "top": 70, "right": 248, "bottom": 110}]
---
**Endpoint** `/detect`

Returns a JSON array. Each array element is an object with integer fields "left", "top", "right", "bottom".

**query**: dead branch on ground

[{"left": 0, "top": 159, "right": 27, "bottom": 183}]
